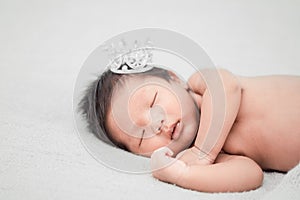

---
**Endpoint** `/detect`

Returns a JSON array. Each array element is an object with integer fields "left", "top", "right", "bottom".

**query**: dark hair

[{"left": 78, "top": 66, "right": 172, "bottom": 151}]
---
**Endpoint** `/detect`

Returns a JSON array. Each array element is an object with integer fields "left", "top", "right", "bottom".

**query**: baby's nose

[
  {"left": 151, "top": 119, "right": 164, "bottom": 133},
  {"left": 150, "top": 105, "right": 166, "bottom": 133},
  {"left": 161, "top": 124, "right": 171, "bottom": 133}
]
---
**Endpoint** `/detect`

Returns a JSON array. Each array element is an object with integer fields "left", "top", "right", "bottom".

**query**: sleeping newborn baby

[{"left": 79, "top": 64, "right": 300, "bottom": 192}]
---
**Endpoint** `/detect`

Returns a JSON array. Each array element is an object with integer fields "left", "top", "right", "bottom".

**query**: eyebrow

[{"left": 139, "top": 129, "right": 145, "bottom": 147}]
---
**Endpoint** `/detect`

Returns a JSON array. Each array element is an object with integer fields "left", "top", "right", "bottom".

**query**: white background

[{"left": 0, "top": 0, "right": 299, "bottom": 199}]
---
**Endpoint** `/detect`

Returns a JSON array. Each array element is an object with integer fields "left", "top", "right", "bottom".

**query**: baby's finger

[
  {"left": 151, "top": 147, "right": 175, "bottom": 171},
  {"left": 151, "top": 146, "right": 174, "bottom": 158}
]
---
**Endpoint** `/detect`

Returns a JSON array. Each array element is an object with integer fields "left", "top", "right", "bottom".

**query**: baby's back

[{"left": 223, "top": 75, "right": 300, "bottom": 171}]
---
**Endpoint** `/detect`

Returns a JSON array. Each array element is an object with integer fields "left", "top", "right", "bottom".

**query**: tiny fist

[
  {"left": 151, "top": 146, "right": 174, "bottom": 158},
  {"left": 151, "top": 146, "right": 175, "bottom": 171}
]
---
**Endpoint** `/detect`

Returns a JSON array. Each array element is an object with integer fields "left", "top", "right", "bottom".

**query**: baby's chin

[{"left": 167, "top": 134, "right": 196, "bottom": 156}]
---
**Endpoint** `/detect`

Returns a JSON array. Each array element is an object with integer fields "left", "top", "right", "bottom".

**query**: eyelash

[
  {"left": 139, "top": 129, "right": 145, "bottom": 147},
  {"left": 150, "top": 92, "right": 158, "bottom": 108},
  {"left": 139, "top": 92, "right": 157, "bottom": 147}
]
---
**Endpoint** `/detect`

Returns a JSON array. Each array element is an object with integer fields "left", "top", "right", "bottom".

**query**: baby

[{"left": 79, "top": 65, "right": 300, "bottom": 193}]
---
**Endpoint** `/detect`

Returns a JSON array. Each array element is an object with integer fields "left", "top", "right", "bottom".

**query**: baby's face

[{"left": 107, "top": 75, "right": 199, "bottom": 156}]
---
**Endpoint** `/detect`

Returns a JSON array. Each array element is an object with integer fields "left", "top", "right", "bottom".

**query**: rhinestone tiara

[{"left": 102, "top": 39, "right": 154, "bottom": 74}]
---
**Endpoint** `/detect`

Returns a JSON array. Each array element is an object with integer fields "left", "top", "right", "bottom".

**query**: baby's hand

[
  {"left": 176, "top": 146, "right": 213, "bottom": 166},
  {"left": 150, "top": 147, "right": 188, "bottom": 184}
]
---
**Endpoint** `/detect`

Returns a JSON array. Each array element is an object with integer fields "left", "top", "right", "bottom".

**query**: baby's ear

[
  {"left": 168, "top": 70, "right": 180, "bottom": 82},
  {"left": 168, "top": 70, "right": 189, "bottom": 89}
]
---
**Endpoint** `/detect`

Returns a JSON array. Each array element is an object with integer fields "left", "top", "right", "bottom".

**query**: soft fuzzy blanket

[
  {"left": 262, "top": 164, "right": 300, "bottom": 200},
  {"left": 0, "top": 0, "right": 299, "bottom": 199}
]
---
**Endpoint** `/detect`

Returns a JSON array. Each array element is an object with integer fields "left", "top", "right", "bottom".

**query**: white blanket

[
  {"left": 0, "top": 0, "right": 299, "bottom": 199},
  {"left": 263, "top": 164, "right": 300, "bottom": 200}
]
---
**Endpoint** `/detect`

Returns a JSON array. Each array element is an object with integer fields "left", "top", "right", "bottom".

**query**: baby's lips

[{"left": 171, "top": 121, "right": 182, "bottom": 140}]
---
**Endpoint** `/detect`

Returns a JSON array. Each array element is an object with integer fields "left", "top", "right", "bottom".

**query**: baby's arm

[
  {"left": 177, "top": 153, "right": 263, "bottom": 192},
  {"left": 152, "top": 149, "right": 263, "bottom": 193},
  {"left": 187, "top": 69, "right": 242, "bottom": 163}
]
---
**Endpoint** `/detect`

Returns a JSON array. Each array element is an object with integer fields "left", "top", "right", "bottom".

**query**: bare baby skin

[{"left": 107, "top": 69, "right": 300, "bottom": 192}]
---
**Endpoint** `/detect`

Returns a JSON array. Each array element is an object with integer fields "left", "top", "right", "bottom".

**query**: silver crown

[{"left": 102, "top": 39, "right": 154, "bottom": 74}]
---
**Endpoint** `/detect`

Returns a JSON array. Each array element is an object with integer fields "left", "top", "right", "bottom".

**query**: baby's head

[{"left": 79, "top": 66, "right": 199, "bottom": 157}]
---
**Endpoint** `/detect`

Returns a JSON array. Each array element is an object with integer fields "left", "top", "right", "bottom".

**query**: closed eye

[
  {"left": 139, "top": 129, "right": 145, "bottom": 147},
  {"left": 150, "top": 92, "right": 158, "bottom": 107}
]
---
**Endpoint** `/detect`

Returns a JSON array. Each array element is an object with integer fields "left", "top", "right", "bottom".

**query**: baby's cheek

[
  {"left": 167, "top": 97, "right": 181, "bottom": 115},
  {"left": 160, "top": 88, "right": 181, "bottom": 112},
  {"left": 143, "top": 137, "right": 171, "bottom": 154}
]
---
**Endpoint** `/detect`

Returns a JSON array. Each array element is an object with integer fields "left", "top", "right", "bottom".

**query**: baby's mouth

[{"left": 171, "top": 121, "right": 181, "bottom": 140}]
